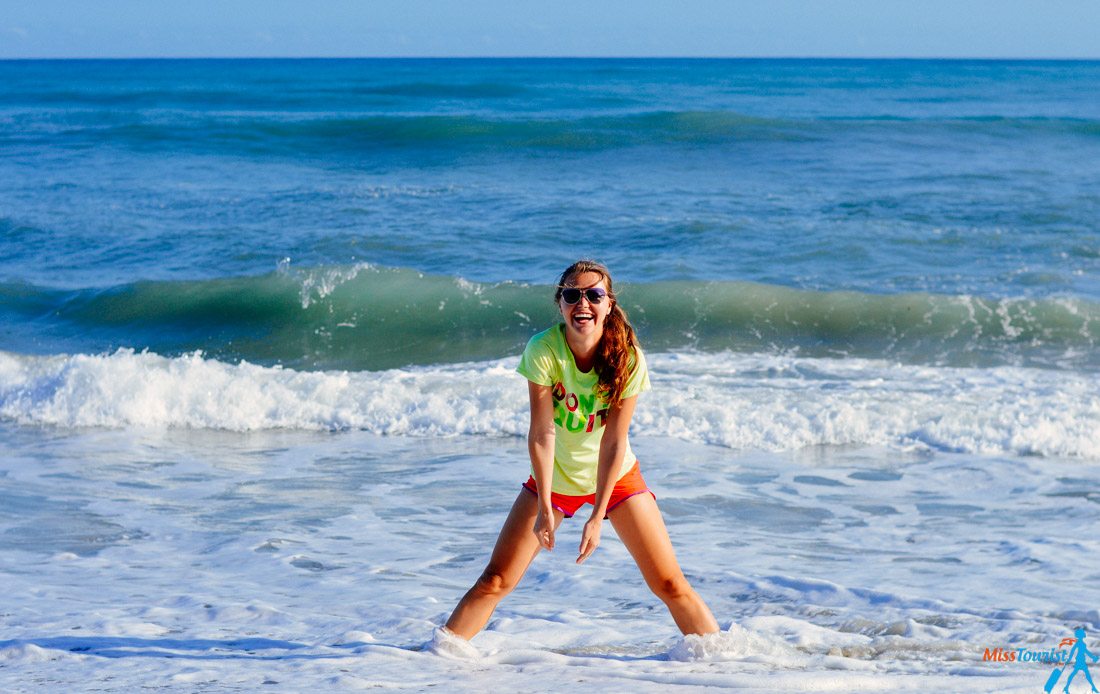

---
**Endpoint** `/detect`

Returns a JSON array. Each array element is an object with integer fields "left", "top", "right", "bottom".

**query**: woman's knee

[
  {"left": 472, "top": 566, "right": 516, "bottom": 598},
  {"left": 649, "top": 573, "right": 693, "bottom": 603}
]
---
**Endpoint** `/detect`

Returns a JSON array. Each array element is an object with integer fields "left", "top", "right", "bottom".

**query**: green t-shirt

[{"left": 516, "top": 324, "right": 650, "bottom": 496}]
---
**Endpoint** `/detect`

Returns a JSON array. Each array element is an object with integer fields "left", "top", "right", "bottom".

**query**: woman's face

[{"left": 559, "top": 271, "right": 612, "bottom": 338}]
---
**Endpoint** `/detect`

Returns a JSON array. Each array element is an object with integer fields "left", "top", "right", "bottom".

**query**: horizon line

[{"left": 3, "top": 55, "right": 1100, "bottom": 62}]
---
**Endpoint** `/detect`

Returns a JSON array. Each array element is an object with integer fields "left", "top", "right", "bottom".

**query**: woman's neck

[{"left": 565, "top": 327, "right": 600, "bottom": 373}]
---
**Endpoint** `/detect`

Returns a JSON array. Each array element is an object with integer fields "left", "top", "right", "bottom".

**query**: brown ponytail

[{"left": 554, "top": 260, "right": 640, "bottom": 404}]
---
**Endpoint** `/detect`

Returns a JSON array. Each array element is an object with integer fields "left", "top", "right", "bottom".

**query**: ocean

[{"left": 1, "top": 58, "right": 1098, "bottom": 692}]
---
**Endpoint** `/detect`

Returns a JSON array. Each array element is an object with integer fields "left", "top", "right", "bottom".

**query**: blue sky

[{"left": 2, "top": 0, "right": 1098, "bottom": 59}]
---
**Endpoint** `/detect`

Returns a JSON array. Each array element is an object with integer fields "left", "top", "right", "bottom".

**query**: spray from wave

[{"left": 1, "top": 349, "right": 1096, "bottom": 459}]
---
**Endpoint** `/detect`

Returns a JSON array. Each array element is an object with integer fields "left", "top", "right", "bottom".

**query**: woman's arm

[
  {"left": 577, "top": 394, "right": 638, "bottom": 564},
  {"left": 528, "top": 380, "right": 557, "bottom": 550}
]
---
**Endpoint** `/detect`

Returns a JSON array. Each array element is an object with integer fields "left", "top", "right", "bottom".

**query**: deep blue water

[{"left": 1, "top": 59, "right": 1098, "bottom": 370}]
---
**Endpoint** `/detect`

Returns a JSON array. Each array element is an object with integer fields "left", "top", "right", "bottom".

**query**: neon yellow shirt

[{"left": 516, "top": 324, "right": 650, "bottom": 496}]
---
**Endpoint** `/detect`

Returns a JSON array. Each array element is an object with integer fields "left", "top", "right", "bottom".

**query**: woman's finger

[{"left": 576, "top": 536, "right": 597, "bottom": 564}]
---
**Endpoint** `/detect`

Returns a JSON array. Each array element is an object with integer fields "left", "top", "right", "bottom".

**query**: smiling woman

[{"left": 440, "top": 259, "right": 720, "bottom": 646}]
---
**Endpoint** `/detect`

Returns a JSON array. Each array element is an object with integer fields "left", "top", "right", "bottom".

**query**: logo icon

[{"left": 1045, "top": 627, "right": 1100, "bottom": 694}]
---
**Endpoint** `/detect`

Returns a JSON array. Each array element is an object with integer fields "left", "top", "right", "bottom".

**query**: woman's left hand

[{"left": 577, "top": 516, "right": 602, "bottom": 564}]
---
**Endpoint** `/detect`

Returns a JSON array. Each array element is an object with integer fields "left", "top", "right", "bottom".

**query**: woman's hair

[{"left": 555, "top": 259, "right": 640, "bottom": 404}]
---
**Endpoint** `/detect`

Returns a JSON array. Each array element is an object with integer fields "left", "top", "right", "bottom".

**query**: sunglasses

[{"left": 560, "top": 287, "right": 608, "bottom": 305}]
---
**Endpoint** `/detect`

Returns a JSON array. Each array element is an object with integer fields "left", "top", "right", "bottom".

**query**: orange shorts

[{"left": 522, "top": 461, "right": 655, "bottom": 518}]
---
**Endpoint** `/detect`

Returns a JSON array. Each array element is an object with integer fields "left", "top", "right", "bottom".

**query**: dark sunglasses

[{"left": 560, "top": 287, "right": 608, "bottom": 305}]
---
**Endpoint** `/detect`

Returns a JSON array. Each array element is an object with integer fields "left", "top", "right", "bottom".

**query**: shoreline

[{"left": 0, "top": 428, "right": 1094, "bottom": 690}]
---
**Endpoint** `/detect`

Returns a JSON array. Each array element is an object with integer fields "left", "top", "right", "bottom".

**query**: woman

[{"left": 443, "top": 260, "right": 719, "bottom": 643}]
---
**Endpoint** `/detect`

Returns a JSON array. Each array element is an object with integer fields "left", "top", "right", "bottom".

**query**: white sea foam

[
  {"left": 0, "top": 348, "right": 1096, "bottom": 459},
  {"left": 667, "top": 622, "right": 803, "bottom": 663},
  {"left": 425, "top": 627, "right": 481, "bottom": 660},
  {"left": 0, "top": 642, "right": 60, "bottom": 663},
  {"left": 0, "top": 415, "right": 1085, "bottom": 692}
]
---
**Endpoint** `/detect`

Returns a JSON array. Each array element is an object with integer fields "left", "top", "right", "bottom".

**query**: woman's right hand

[{"left": 533, "top": 507, "right": 555, "bottom": 551}]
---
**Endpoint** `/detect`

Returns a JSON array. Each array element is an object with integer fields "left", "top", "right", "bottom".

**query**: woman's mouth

[{"left": 572, "top": 312, "right": 594, "bottom": 326}]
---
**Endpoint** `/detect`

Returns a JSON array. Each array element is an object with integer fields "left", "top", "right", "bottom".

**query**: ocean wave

[
  {"left": 87, "top": 110, "right": 802, "bottom": 153},
  {"left": 1, "top": 266, "right": 1097, "bottom": 372},
  {"left": 0, "top": 349, "right": 1096, "bottom": 459},
  {"left": 8, "top": 107, "right": 1100, "bottom": 154}
]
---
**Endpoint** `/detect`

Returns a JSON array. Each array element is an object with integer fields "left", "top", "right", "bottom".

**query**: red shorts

[{"left": 522, "top": 461, "right": 655, "bottom": 518}]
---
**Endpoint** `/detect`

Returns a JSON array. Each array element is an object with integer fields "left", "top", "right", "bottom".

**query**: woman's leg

[
  {"left": 445, "top": 490, "right": 563, "bottom": 640},
  {"left": 607, "top": 492, "right": 719, "bottom": 635}
]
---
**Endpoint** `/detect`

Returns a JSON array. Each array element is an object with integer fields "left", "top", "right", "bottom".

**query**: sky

[{"left": 1, "top": 0, "right": 1098, "bottom": 60}]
